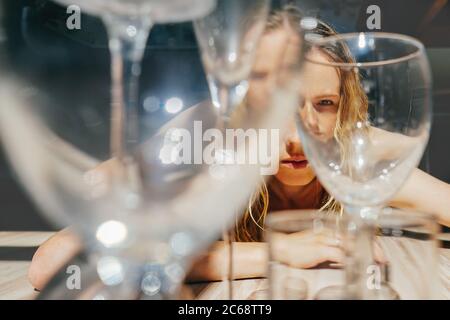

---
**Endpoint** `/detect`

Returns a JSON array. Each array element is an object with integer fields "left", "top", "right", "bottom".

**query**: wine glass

[
  {"left": 265, "top": 211, "right": 438, "bottom": 300},
  {"left": 194, "top": 0, "right": 270, "bottom": 127},
  {"left": 315, "top": 208, "right": 439, "bottom": 300},
  {"left": 372, "top": 208, "right": 440, "bottom": 299},
  {"left": 54, "top": 0, "right": 217, "bottom": 23},
  {"left": 265, "top": 210, "right": 347, "bottom": 300},
  {"left": 49, "top": 0, "right": 217, "bottom": 189},
  {"left": 0, "top": 1, "right": 301, "bottom": 299},
  {"left": 194, "top": 0, "right": 270, "bottom": 298},
  {"left": 44, "top": 0, "right": 216, "bottom": 299},
  {"left": 295, "top": 32, "right": 432, "bottom": 298}
]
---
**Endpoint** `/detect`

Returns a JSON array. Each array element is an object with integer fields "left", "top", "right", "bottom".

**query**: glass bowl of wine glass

[
  {"left": 295, "top": 32, "right": 432, "bottom": 298},
  {"left": 0, "top": 0, "right": 301, "bottom": 299}
]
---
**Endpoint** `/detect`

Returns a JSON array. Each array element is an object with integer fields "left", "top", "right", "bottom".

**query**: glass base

[
  {"left": 37, "top": 252, "right": 189, "bottom": 300},
  {"left": 314, "top": 283, "right": 400, "bottom": 300},
  {"left": 313, "top": 285, "right": 347, "bottom": 300}
]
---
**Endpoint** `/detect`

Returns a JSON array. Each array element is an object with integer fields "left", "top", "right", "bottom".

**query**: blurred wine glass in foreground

[
  {"left": 0, "top": 0, "right": 302, "bottom": 299},
  {"left": 50, "top": 0, "right": 217, "bottom": 191},
  {"left": 194, "top": 0, "right": 270, "bottom": 298},
  {"left": 194, "top": 0, "right": 270, "bottom": 127}
]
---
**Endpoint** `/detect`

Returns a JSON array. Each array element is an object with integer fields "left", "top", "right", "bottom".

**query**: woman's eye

[{"left": 317, "top": 99, "right": 334, "bottom": 106}]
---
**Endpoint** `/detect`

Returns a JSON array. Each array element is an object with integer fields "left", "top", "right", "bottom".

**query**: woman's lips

[{"left": 280, "top": 156, "right": 309, "bottom": 169}]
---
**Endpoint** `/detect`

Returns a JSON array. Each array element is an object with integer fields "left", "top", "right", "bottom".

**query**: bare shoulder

[
  {"left": 391, "top": 168, "right": 450, "bottom": 226},
  {"left": 368, "top": 126, "right": 427, "bottom": 160},
  {"left": 369, "top": 126, "right": 417, "bottom": 146}
]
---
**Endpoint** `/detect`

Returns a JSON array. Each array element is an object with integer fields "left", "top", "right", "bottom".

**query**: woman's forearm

[
  {"left": 28, "top": 228, "right": 82, "bottom": 290},
  {"left": 391, "top": 168, "right": 450, "bottom": 227},
  {"left": 187, "top": 241, "right": 268, "bottom": 281}
]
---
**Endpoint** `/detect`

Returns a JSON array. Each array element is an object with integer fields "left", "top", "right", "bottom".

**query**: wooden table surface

[
  {"left": 0, "top": 232, "right": 54, "bottom": 300},
  {"left": 0, "top": 232, "right": 449, "bottom": 300}
]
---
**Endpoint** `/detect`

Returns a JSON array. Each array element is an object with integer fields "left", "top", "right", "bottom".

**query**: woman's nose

[
  {"left": 300, "top": 101, "right": 320, "bottom": 133},
  {"left": 285, "top": 122, "right": 302, "bottom": 154}
]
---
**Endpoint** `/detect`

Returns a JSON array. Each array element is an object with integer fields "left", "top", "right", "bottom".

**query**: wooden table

[
  {"left": 0, "top": 232, "right": 449, "bottom": 300},
  {"left": 0, "top": 232, "right": 54, "bottom": 300}
]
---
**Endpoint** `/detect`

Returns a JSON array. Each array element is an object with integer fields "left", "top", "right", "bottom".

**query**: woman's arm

[
  {"left": 368, "top": 128, "right": 450, "bottom": 226},
  {"left": 30, "top": 228, "right": 367, "bottom": 286},
  {"left": 28, "top": 228, "right": 82, "bottom": 291},
  {"left": 390, "top": 168, "right": 450, "bottom": 227},
  {"left": 188, "top": 230, "right": 347, "bottom": 281},
  {"left": 188, "top": 241, "right": 268, "bottom": 281}
]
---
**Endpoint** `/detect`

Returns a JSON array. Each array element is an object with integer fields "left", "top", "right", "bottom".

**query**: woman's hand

[
  {"left": 82, "top": 158, "right": 117, "bottom": 194},
  {"left": 272, "top": 229, "right": 386, "bottom": 269},
  {"left": 28, "top": 228, "right": 82, "bottom": 291},
  {"left": 27, "top": 159, "right": 116, "bottom": 291},
  {"left": 272, "top": 229, "right": 344, "bottom": 268}
]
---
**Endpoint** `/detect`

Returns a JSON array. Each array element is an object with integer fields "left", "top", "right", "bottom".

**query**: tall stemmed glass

[
  {"left": 296, "top": 33, "right": 432, "bottom": 299},
  {"left": 0, "top": 0, "right": 215, "bottom": 299},
  {"left": 53, "top": 0, "right": 217, "bottom": 194},
  {"left": 193, "top": 0, "right": 270, "bottom": 298},
  {"left": 194, "top": 0, "right": 269, "bottom": 128},
  {"left": 0, "top": 0, "right": 302, "bottom": 299},
  {"left": 48, "top": 0, "right": 218, "bottom": 300}
]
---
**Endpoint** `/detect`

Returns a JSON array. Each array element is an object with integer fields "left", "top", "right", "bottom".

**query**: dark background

[{"left": 1, "top": 0, "right": 449, "bottom": 232}]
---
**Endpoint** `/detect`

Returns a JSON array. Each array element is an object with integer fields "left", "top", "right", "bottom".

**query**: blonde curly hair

[{"left": 232, "top": 6, "right": 368, "bottom": 242}]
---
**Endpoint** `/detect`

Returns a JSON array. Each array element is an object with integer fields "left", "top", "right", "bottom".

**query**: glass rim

[
  {"left": 265, "top": 209, "right": 346, "bottom": 230},
  {"left": 305, "top": 32, "right": 425, "bottom": 68},
  {"left": 265, "top": 208, "right": 437, "bottom": 229},
  {"left": 376, "top": 207, "right": 438, "bottom": 226}
]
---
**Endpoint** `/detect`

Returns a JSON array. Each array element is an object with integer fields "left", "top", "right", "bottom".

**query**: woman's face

[{"left": 248, "top": 29, "right": 341, "bottom": 187}]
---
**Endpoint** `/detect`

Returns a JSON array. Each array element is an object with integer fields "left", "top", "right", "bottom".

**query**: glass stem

[
  {"left": 102, "top": 14, "right": 152, "bottom": 190},
  {"left": 344, "top": 205, "right": 380, "bottom": 299},
  {"left": 217, "top": 84, "right": 233, "bottom": 129},
  {"left": 222, "top": 228, "right": 234, "bottom": 300},
  {"left": 217, "top": 84, "right": 236, "bottom": 300}
]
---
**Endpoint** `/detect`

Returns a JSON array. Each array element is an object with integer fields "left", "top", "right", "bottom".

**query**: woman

[{"left": 28, "top": 7, "right": 450, "bottom": 290}]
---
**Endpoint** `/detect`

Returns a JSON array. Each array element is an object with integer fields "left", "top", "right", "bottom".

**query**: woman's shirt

[{"left": 268, "top": 177, "right": 327, "bottom": 212}]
